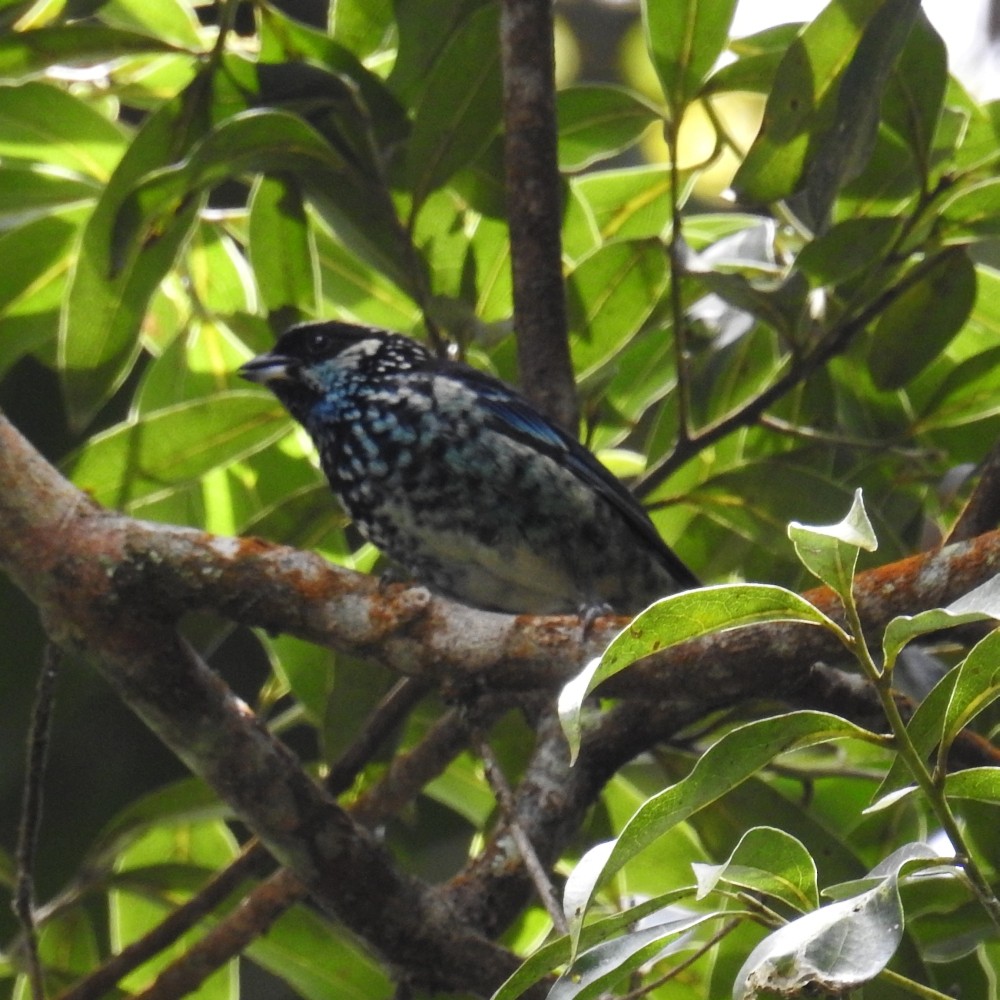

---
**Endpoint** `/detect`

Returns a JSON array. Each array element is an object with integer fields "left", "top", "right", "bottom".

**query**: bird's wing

[{"left": 449, "top": 365, "right": 700, "bottom": 589}]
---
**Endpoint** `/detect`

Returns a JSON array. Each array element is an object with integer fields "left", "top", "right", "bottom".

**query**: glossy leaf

[
  {"left": 563, "top": 712, "right": 878, "bottom": 951},
  {"left": 0, "top": 25, "right": 184, "bottom": 78},
  {"left": 0, "top": 210, "right": 81, "bottom": 375},
  {"left": 787, "top": 488, "right": 877, "bottom": 597},
  {"left": 880, "top": 11, "right": 947, "bottom": 177},
  {"left": 492, "top": 888, "right": 697, "bottom": 1000},
  {"left": 110, "top": 821, "right": 238, "bottom": 996},
  {"left": 570, "top": 166, "right": 672, "bottom": 242},
  {"left": 937, "top": 628, "right": 1000, "bottom": 762},
  {"left": 247, "top": 905, "right": 393, "bottom": 1000},
  {"left": 116, "top": 108, "right": 415, "bottom": 297},
  {"left": 249, "top": 175, "right": 318, "bottom": 317},
  {"left": 944, "top": 767, "right": 1000, "bottom": 804},
  {"left": 566, "top": 240, "right": 671, "bottom": 378},
  {"left": 733, "top": 843, "right": 936, "bottom": 999},
  {"left": 388, "top": 0, "right": 489, "bottom": 103},
  {"left": 560, "top": 585, "right": 842, "bottom": 760},
  {"left": 0, "top": 81, "right": 126, "bottom": 180},
  {"left": 60, "top": 96, "right": 209, "bottom": 429},
  {"left": 403, "top": 4, "right": 502, "bottom": 209},
  {"left": 704, "top": 23, "right": 801, "bottom": 96},
  {"left": 88, "top": 777, "right": 225, "bottom": 864},
  {"left": 22, "top": 910, "right": 100, "bottom": 992},
  {"left": 733, "top": 0, "right": 902, "bottom": 205},
  {"left": 941, "top": 178, "right": 1000, "bottom": 239},
  {"left": 98, "top": 0, "right": 204, "bottom": 48},
  {"left": 550, "top": 911, "right": 722, "bottom": 1000},
  {"left": 868, "top": 248, "right": 977, "bottom": 390},
  {"left": 643, "top": 0, "right": 738, "bottom": 116},
  {"left": 557, "top": 85, "right": 661, "bottom": 172},
  {"left": 795, "top": 0, "right": 921, "bottom": 227},
  {"left": 693, "top": 826, "right": 819, "bottom": 912},
  {"left": 881, "top": 574, "right": 1000, "bottom": 672},
  {"left": 794, "top": 216, "right": 901, "bottom": 286},
  {"left": 69, "top": 392, "right": 288, "bottom": 509}
]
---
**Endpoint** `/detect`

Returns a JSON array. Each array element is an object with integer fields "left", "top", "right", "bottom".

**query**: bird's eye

[{"left": 305, "top": 329, "right": 331, "bottom": 357}]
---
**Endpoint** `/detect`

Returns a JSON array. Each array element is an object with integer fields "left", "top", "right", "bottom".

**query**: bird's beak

[{"left": 239, "top": 352, "right": 297, "bottom": 385}]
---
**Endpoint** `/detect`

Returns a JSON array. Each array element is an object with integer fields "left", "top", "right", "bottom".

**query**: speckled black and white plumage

[{"left": 240, "top": 320, "right": 698, "bottom": 615}]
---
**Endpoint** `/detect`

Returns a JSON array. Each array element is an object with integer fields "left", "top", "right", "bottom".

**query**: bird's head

[{"left": 239, "top": 320, "right": 431, "bottom": 420}]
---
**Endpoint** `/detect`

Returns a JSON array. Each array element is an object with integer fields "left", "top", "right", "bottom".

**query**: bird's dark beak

[{"left": 239, "top": 352, "right": 298, "bottom": 385}]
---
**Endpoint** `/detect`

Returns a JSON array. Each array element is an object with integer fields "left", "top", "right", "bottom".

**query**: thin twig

[
  {"left": 475, "top": 735, "right": 569, "bottom": 935},
  {"left": 636, "top": 249, "right": 956, "bottom": 497},
  {"left": 133, "top": 867, "right": 305, "bottom": 1000},
  {"left": 54, "top": 844, "right": 271, "bottom": 1000},
  {"left": 325, "top": 676, "right": 432, "bottom": 796},
  {"left": 618, "top": 917, "right": 742, "bottom": 1000},
  {"left": 13, "top": 644, "right": 61, "bottom": 1000}
]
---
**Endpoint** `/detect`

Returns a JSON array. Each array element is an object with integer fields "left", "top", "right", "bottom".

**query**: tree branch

[{"left": 500, "top": 0, "right": 578, "bottom": 433}]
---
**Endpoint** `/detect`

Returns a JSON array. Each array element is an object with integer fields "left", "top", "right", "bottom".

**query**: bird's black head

[{"left": 239, "top": 320, "right": 432, "bottom": 420}]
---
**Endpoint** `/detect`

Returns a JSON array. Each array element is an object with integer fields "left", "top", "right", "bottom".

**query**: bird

[{"left": 239, "top": 320, "right": 698, "bottom": 615}]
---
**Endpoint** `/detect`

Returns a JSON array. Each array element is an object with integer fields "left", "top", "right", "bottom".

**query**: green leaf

[
  {"left": 559, "top": 585, "right": 841, "bottom": 760},
  {"left": 262, "top": 633, "right": 334, "bottom": 724},
  {"left": 693, "top": 826, "right": 819, "bottom": 912},
  {"left": 110, "top": 821, "right": 238, "bottom": 997},
  {"left": 642, "top": 0, "right": 738, "bottom": 117},
  {"left": 249, "top": 175, "right": 318, "bottom": 317},
  {"left": 937, "top": 628, "right": 1000, "bottom": 762},
  {"left": 247, "top": 906, "right": 393, "bottom": 1000},
  {"left": 61, "top": 97, "right": 208, "bottom": 430},
  {"left": 733, "top": 843, "right": 936, "bottom": 999},
  {"left": 88, "top": 777, "right": 226, "bottom": 864},
  {"left": 0, "top": 25, "right": 184, "bottom": 78},
  {"left": 0, "top": 81, "right": 126, "bottom": 181},
  {"left": 28, "top": 910, "right": 100, "bottom": 988},
  {"left": 328, "top": 0, "right": 394, "bottom": 57},
  {"left": 563, "top": 712, "right": 878, "bottom": 953},
  {"left": 787, "top": 489, "right": 877, "bottom": 597},
  {"left": 314, "top": 225, "right": 420, "bottom": 330},
  {"left": 69, "top": 392, "right": 288, "bottom": 510},
  {"left": 703, "top": 23, "right": 801, "bottom": 96},
  {"left": 570, "top": 166, "right": 672, "bottom": 243},
  {"left": 550, "top": 911, "right": 725, "bottom": 1000},
  {"left": 882, "top": 575, "right": 1000, "bottom": 672},
  {"left": 880, "top": 11, "right": 947, "bottom": 177},
  {"left": 867, "top": 249, "right": 977, "bottom": 391},
  {"left": 0, "top": 163, "right": 96, "bottom": 223},
  {"left": 732, "top": 0, "right": 904, "bottom": 206},
  {"left": 871, "top": 624, "right": 1000, "bottom": 809},
  {"left": 566, "top": 240, "right": 670, "bottom": 378},
  {"left": 941, "top": 178, "right": 1000, "bottom": 240},
  {"left": 388, "top": 0, "right": 489, "bottom": 103},
  {"left": 0, "top": 210, "right": 81, "bottom": 376},
  {"left": 794, "top": 216, "right": 901, "bottom": 286},
  {"left": 917, "top": 343, "right": 1000, "bottom": 431},
  {"left": 98, "top": 0, "right": 204, "bottom": 48},
  {"left": 557, "top": 85, "right": 661, "bottom": 172},
  {"left": 492, "top": 888, "right": 697, "bottom": 1000},
  {"left": 115, "top": 108, "right": 416, "bottom": 298},
  {"left": 795, "top": 0, "right": 921, "bottom": 228},
  {"left": 944, "top": 767, "right": 1000, "bottom": 804},
  {"left": 403, "top": 4, "right": 502, "bottom": 209}
]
